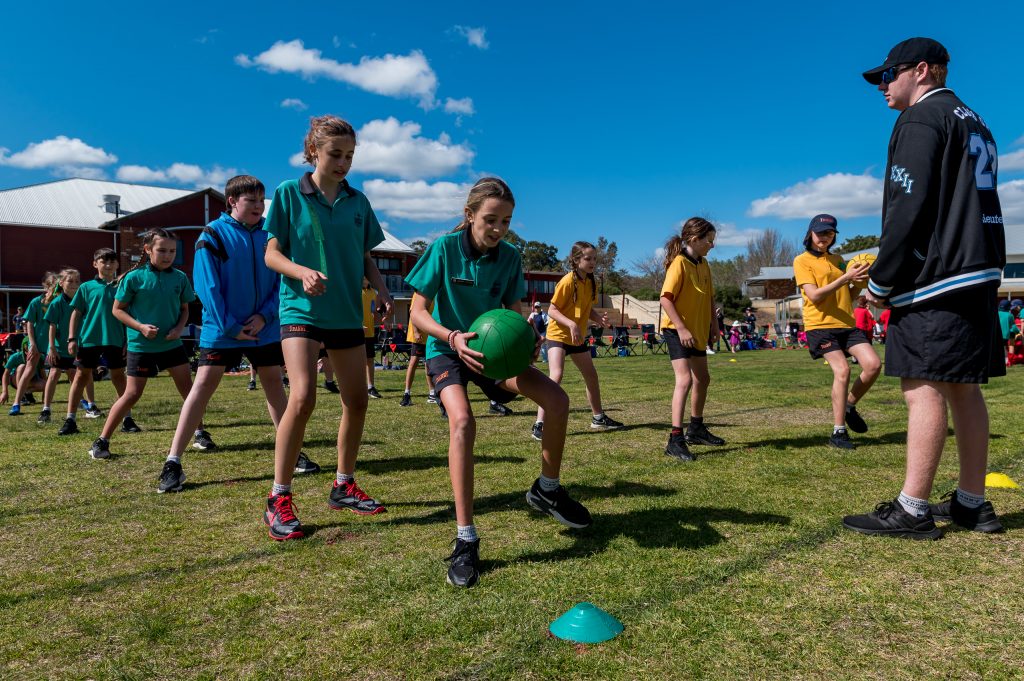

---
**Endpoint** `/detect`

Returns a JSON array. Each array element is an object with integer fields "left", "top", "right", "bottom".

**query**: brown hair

[
  {"left": 43, "top": 268, "right": 79, "bottom": 310},
  {"left": 225, "top": 175, "right": 266, "bottom": 209},
  {"left": 451, "top": 177, "right": 515, "bottom": 232},
  {"left": 38, "top": 271, "right": 58, "bottom": 311},
  {"left": 93, "top": 247, "right": 117, "bottom": 262},
  {"left": 568, "top": 241, "right": 597, "bottom": 303},
  {"left": 928, "top": 62, "right": 947, "bottom": 87},
  {"left": 302, "top": 115, "right": 357, "bottom": 166},
  {"left": 118, "top": 228, "right": 175, "bottom": 282},
  {"left": 664, "top": 217, "right": 716, "bottom": 270}
]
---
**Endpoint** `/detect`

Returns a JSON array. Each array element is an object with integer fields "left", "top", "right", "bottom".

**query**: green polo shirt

[
  {"left": 116, "top": 264, "right": 196, "bottom": 353},
  {"left": 24, "top": 294, "right": 54, "bottom": 354},
  {"left": 405, "top": 230, "right": 526, "bottom": 360},
  {"left": 71, "top": 277, "right": 125, "bottom": 348},
  {"left": 265, "top": 174, "right": 385, "bottom": 329},
  {"left": 4, "top": 351, "right": 24, "bottom": 373},
  {"left": 43, "top": 293, "right": 75, "bottom": 357}
]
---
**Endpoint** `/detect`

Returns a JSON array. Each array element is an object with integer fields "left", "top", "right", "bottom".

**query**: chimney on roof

[{"left": 101, "top": 194, "right": 121, "bottom": 218}]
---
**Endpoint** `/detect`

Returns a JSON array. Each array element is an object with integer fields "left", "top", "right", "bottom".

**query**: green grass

[{"left": 2, "top": 349, "right": 1023, "bottom": 680}]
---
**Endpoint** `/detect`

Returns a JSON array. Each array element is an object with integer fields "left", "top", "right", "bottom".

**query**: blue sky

[{"left": 2, "top": 1, "right": 1022, "bottom": 267}]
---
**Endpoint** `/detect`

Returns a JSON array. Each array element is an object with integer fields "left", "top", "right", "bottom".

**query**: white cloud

[
  {"left": 236, "top": 40, "right": 438, "bottom": 108},
  {"left": 332, "top": 35, "right": 341, "bottom": 48},
  {"left": 354, "top": 118, "right": 473, "bottom": 180},
  {"left": 1000, "top": 179, "right": 1024, "bottom": 223},
  {"left": 711, "top": 221, "right": 769, "bottom": 247},
  {"left": 748, "top": 172, "right": 883, "bottom": 219},
  {"left": 999, "top": 148, "right": 1024, "bottom": 173},
  {"left": 403, "top": 230, "right": 447, "bottom": 247},
  {"left": 443, "top": 97, "right": 475, "bottom": 116},
  {"left": 452, "top": 26, "right": 489, "bottom": 49},
  {"left": 58, "top": 165, "right": 108, "bottom": 180},
  {"left": 116, "top": 162, "right": 237, "bottom": 189},
  {"left": 289, "top": 152, "right": 307, "bottom": 168},
  {"left": 362, "top": 179, "right": 471, "bottom": 222},
  {"left": 280, "top": 98, "right": 308, "bottom": 111},
  {"left": 0, "top": 135, "right": 117, "bottom": 169}
]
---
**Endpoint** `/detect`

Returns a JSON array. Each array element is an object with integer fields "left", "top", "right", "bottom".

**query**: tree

[
  {"left": 629, "top": 253, "right": 665, "bottom": 294},
  {"left": 836, "top": 234, "right": 881, "bottom": 254},
  {"left": 409, "top": 239, "right": 429, "bottom": 256},
  {"left": 716, "top": 284, "right": 753, "bottom": 321},
  {"left": 707, "top": 256, "right": 751, "bottom": 291},
  {"left": 521, "top": 240, "right": 560, "bottom": 271},
  {"left": 587, "top": 236, "right": 628, "bottom": 297},
  {"left": 745, "top": 228, "right": 798, "bottom": 273}
]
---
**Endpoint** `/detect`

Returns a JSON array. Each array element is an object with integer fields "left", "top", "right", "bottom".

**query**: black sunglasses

[{"left": 881, "top": 63, "right": 916, "bottom": 84}]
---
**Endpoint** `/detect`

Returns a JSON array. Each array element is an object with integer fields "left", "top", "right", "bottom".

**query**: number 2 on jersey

[{"left": 968, "top": 133, "right": 997, "bottom": 190}]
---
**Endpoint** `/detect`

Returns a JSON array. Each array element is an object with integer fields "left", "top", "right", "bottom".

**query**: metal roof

[
  {"left": 0, "top": 178, "right": 192, "bottom": 230},
  {"left": 748, "top": 266, "right": 795, "bottom": 282}
]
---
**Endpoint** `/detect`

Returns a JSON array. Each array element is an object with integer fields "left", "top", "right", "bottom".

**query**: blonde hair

[
  {"left": 39, "top": 271, "right": 58, "bottom": 311},
  {"left": 664, "top": 217, "right": 716, "bottom": 270},
  {"left": 567, "top": 241, "right": 597, "bottom": 304},
  {"left": 451, "top": 177, "right": 515, "bottom": 232},
  {"left": 302, "top": 115, "right": 356, "bottom": 166}
]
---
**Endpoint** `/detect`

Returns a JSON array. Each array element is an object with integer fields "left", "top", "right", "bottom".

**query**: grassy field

[{"left": 1, "top": 348, "right": 1022, "bottom": 680}]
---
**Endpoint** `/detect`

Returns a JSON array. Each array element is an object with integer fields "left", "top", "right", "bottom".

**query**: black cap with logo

[
  {"left": 863, "top": 37, "right": 950, "bottom": 85},
  {"left": 808, "top": 214, "right": 839, "bottom": 234}
]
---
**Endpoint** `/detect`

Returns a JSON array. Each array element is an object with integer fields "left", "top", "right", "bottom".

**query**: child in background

[
  {"left": 88, "top": 228, "right": 213, "bottom": 460},
  {"left": 158, "top": 175, "right": 320, "bottom": 494},
  {"left": 1, "top": 339, "right": 44, "bottom": 406},
  {"left": 660, "top": 217, "right": 725, "bottom": 462},
  {"left": 533, "top": 240, "right": 621, "bottom": 441},
  {"left": 853, "top": 295, "right": 876, "bottom": 343},
  {"left": 406, "top": 177, "right": 591, "bottom": 588},
  {"left": 399, "top": 292, "right": 439, "bottom": 409},
  {"left": 361, "top": 278, "right": 382, "bottom": 399},
  {"left": 728, "top": 322, "right": 741, "bottom": 354},
  {"left": 38, "top": 268, "right": 82, "bottom": 424},
  {"left": 9, "top": 272, "right": 56, "bottom": 415},
  {"left": 261, "top": 115, "right": 394, "bottom": 541}
]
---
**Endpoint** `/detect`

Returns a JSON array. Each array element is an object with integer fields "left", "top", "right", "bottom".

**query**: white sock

[
  {"left": 897, "top": 491, "right": 930, "bottom": 518},
  {"left": 271, "top": 482, "right": 291, "bottom": 496},
  {"left": 833, "top": 425, "right": 846, "bottom": 435},
  {"left": 956, "top": 488, "right": 985, "bottom": 509},
  {"left": 42, "top": 405, "right": 51, "bottom": 412},
  {"left": 337, "top": 472, "right": 353, "bottom": 485},
  {"left": 457, "top": 524, "right": 478, "bottom": 542},
  {"left": 67, "top": 413, "right": 75, "bottom": 420},
  {"left": 194, "top": 429, "right": 203, "bottom": 437},
  {"left": 166, "top": 454, "right": 180, "bottom": 463},
  {"left": 539, "top": 474, "right": 560, "bottom": 492}
]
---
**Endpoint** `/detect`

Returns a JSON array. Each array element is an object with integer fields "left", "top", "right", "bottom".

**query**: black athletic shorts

[
  {"left": 546, "top": 340, "right": 590, "bottom": 355},
  {"left": 197, "top": 343, "right": 284, "bottom": 369},
  {"left": 280, "top": 324, "right": 364, "bottom": 351},
  {"left": 426, "top": 353, "right": 517, "bottom": 405},
  {"left": 127, "top": 346, "right": 190, "bottom": 378},
  {"left": 885, "top": 283, "right": 1005, "bottom": 384},
  {"left": 806, "top": 328, "right": 869, "bottom": 360},
  {"left": 76, "top": 345, "right": 127, "bottom": 370},
  {"left": 49, "top": 355, "right": 76, "bottom": 371},
  {"left": 663, "top": 328, "right": 707, "bottom": 360},
  {"left": 364, "top": 338, "right": 376, "bottom": 359},
  {"left": 410, "top": 342, "right": 427, "bottom": 358}
]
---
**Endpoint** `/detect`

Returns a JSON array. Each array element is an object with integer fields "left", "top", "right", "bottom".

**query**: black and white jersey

[{"left": 868, "top": 88, "right": 1005, "bottom": 308}]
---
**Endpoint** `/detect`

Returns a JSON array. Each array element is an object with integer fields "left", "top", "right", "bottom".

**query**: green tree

[
  {"left": 409, "top": 239, "right": 429, "bottom": 256},
  {"left": 521, "top": 240, "right": 560, "bottom": 271},
  {"left": 716, "top": 284, "right": 753, "bottom": 321},
  {"left": 836, "top": 234, "right": 880, "bottom": 254}
]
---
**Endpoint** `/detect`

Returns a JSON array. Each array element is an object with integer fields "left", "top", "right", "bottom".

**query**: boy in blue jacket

[{"left": 157, "top": 175, "right": 319, "bottom": 493}]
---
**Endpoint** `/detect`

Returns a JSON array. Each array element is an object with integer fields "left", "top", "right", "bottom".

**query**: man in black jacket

[{"left": 843, "top": 37, "right": 1006, "bottom": 539}]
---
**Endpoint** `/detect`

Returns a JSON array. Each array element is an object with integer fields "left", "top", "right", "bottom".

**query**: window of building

[
  {"left": 527, "top": 279, "right": 555, "bottom": 294},
  {"left": 374, "top": 257, "right": 402, "bottom": 272},
  {"left": 1004, "top": 263, "right": 1024, "bottom": 279}
]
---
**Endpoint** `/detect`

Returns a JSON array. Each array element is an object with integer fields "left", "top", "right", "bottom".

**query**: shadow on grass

[
  {"left": 183, "top": 473, "right": 277, "bottom": 490},
  {"left": 757, "top": 431, "right": 910, "bottom": 450},
  {"left": 358, "top": 453, "right": 527, "bottom": 475},
  {"left": 997, "top": 510, "right": 1024, "bottom": 531}
]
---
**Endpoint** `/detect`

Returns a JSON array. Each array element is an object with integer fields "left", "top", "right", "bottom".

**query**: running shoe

[
  {"left": 294, "top": 452, "right": 321, "bottom": 475},
  {"left": 121, "top": 416, "right": 142, "bottom": 433},
  {"left": 929, "top": 491, "right": 1004, "bottom": 533},
  {"left": 328, "top": 479, "right": 386, "bottom": 515},
  {"left": 590, "top": 413, "right": 624, "bottom": 430},
  {"left": 665, "top": 434, "right": 695, "bottom": 462},
  {"left": 489, "top": 401, "right": 513, "bottom": 416},
  {"left": 426, "top": 392, "right": 439, "bottom": 404},
  {"left": 525, "top": 479, "right": 592, "bottom": 528},
  {"left": 192, "top": 430, "right": 217, "bottom": 450},
  {"left": 324, "top": 380, "right": 339, "bottom": 393},
  {"left": 89, "top": 437, "right": 111, "bottom": 460},
  {"left": 8, "top": 404, "right": 21, "bottom": 416},
  {"left": 828, "top": 430, "right": 855, "bottom": 450},
  {"left": 265, "top": 493, "right": 304, "bottom": 541},
  {"left": 247, "top": 379, "right": 257, "bottom": 391},
  {"left": 36, "top": 409, "right": 51, "bottom": 425},
  {"left": 841, "top": 499, "right": 941, "bottom": 540},
  {"left": 85, "top": 404, "right": 103, "bottom": 419},
  {"left": 58, "top": 417, "right": 79, "bottom": 436},
  {"left": 844, "top": 405, "right": 868, "bottom": 434},
  {"left": 399, "top": 392, "right": 412, "bottom": 407},
  {"left": 685, "top": 423, "right": 725, "bottom": 446},
  {"left": 157, "top": 460, "right": 186, "bottom": 493},
  {"left": 531, "top": 421, "right": 544, "bottom": 441},
  {"left": 79, "top": 399, "right": 90, "bottom": 411},
  {"left": 367, "top": 386, "right": 382, "bottom": 399},
  {"left": 445, "top": 538, "right": 481, "bottom": 588}
]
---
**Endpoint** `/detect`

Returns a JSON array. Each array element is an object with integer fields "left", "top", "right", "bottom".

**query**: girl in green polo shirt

[
  {"left": 9, "top": 271, "right": 56, "bottom": 415},
  {"left": 37, "top": 268, "right": 82, "bottom": 424},
  {"left": 405, "top": 177, "right": 593, "bottom": 588}
]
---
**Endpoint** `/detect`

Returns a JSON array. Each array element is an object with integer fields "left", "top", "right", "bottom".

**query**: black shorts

[
  {"left": 410, "top": 342, "right": 427, "bottom": 358},
  {"left": 280, "top": 324, "right": 364, "bottom": 351},
  {"left": 885, "top": 283, "right": 1005, "bottom": 384},
  {"left": 49, "top": 355, "right": 76, "bottom": 371},
  {"left": 364, "top": 338, "right": 376, "bottom": 359},
  {"left": 76, "top": 345, "right": 127, "bottom": 370},
  {"left": 126, "top": 346, "right": 190, "bottom": 378},
  {"left": 426, "top": 353, "right": 517, "bottom": 405},
  {"left": 663, "top": 328, "right": 707, "bottom": 360},
  {"left": 806, "top": 328, "right": 869, "bottom": 360},
  {"left": 197, "top": 343, "right": 284, "bottom": 369},
  {"left": 546, "top": 340, "right": 590, "bottom": 355}
]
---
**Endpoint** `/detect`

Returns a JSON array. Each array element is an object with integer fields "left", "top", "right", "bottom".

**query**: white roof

[
  {"left": 748, "top": 266, "right": 795, "bottom": 282},
  {"left": 0, "top": 178, "right": 192, "bottom": 230}
]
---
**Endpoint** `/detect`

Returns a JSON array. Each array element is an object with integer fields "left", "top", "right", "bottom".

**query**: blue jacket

[{"left": 194, "top": 213, "right": 280, "bottom": 348}]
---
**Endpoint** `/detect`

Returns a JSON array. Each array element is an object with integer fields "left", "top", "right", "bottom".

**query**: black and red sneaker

[
  {"left": 264, "top": 493, "right": 304, "bottom": 541},
  {"left": 328, "top": 479, "right": 386, "bottom": 515}
]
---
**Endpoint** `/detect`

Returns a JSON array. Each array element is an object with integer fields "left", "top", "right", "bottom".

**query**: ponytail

[
  {"left": 663, "top": 235, "right": 684, "bottom": 270},
  {"left": 117, "top": 228, "right": 174, "bottom": 284}
]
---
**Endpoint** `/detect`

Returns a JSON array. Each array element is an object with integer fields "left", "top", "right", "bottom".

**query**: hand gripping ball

[
  {"left": 846, "top": 252, "right": 876, "bottom": 290},
  {"left": 467, "top": 309, "right": 537, "bottom": 381}
]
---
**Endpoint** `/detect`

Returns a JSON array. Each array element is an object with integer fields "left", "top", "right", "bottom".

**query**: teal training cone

[{"left": 549, "top": 602, "right": 623, "bottom": 644}]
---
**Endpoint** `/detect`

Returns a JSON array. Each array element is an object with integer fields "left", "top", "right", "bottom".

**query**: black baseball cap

[
  {"left": 863, "top": 37, "right": 950, "bottom": 85},
  {"left": 808, "top": 214, "right": 839, "bottom": 233}
]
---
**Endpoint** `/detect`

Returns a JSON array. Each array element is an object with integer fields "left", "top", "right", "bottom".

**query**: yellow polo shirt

[
  {"left": 793, "top": 251, "right": 855, "bottom": 330},
  {"left": 660, "top": 253, "right": 714, "bottom": 347},
  {"left": 546, "top": 272, "right": 596, "bottom": 344},
  {"left": 406, "top": 293, "right": 434, "bottom": 344},
  {"left": 361, "top": 288, "right": 377, "bottom": 338}
]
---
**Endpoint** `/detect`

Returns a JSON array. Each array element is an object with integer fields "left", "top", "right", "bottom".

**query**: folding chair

[
  {"left": 611, "top": 327, "right": 637, "bottom": 356},
  {"left": 639, "top": 323, "right": 665, "bottom": 355}
]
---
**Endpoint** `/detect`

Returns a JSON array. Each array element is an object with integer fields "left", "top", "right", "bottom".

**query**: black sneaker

[
  {"left": 36, "top": 410, "right": 51, "bottom": 425},
  {"left": 121, "top": 416, "right": 142, "bottom": 433},
  {"left": 525, "top": 478, "right": 592, "bottom": 528},
  {"left": 85, "top": 404, "right": 103, "bottom": 419},
  {"left": 367, "top": 386, "right": 382, "bottom": 399},
  {"left": 282, "top": 376, "right": 290, "bottom": 388},
  {"left": 57, "top": 417, "right": 79, "bottom": 436},
  {"left": 531, "top": 421, "right": 544, "bottom": 441},
  {"left": 445, "top": 538, "right": 481, "bottom": 588},
  {"left": 294, "top": 451, "right": 321, "bottom": 475},
  {"left": 845, "top": 405, "right": 868, "bottom": 434},
  {"left": 264, "top": 493, "right": 304, "bottom": 541},
  {"left": 842, "top": 499, "right": 941, "bottom": 539},
  {"left": 685, "top": 423, "right": 725, "bottom": 446},
  {"left": 929, "top": 491, "right": 1004, "bottom": 533},
  {"left": 426, "top": 392, "right": 439, "bottom": 405},
  {"left": 328, "top": 479, "right": 386, "bottom": 515},
  {"left": 157, "top": 460, "right": 186, "bottom": 493},
  {"left": 829, "top": 430, "right": 855, "bottom": 450},
  {"left": 89, "top": 437, "right": 111, "bottom": 460},
  {"left": 665, "top": 434, "right": 695, "bottom": 462},
  {"left": 247, "top": 379, "right": 257, "bottom": 391},
  {"left": 192, "top": 430, "right": 217, "bottom": 450},
  {"left": 437, "top": 400, "right": 448, "bottom": 420},
  {"left": 489, "top": 401, "right": 513, "bottom": 416},
  {"left": 399, "top": 392, "right": 412, "bottom": 407},
  {"left": 590, "top": 413, "right": 624, "bottom": 430},
  {"left": 324, "top": 380, "right": 339, "bottom": 393},
  {"left": 22, "top": 393, "right": 36, "bottom": 405}
]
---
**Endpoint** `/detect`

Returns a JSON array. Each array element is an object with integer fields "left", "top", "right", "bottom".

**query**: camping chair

[
  {"left": 639, "top": 323, "right": 665, "bottom": 355},
  {"left": 611, "top": 326, "right": 637, "bottom": 356},
  {"left": 772, "top": 323, "right": 789, "bottom": 348},
  {"left": 380, "top": 327, "right": 410, "bottom": 366}
]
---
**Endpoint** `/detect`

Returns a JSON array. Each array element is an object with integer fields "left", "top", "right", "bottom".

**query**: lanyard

[{"left": 300, "top": 194, "right": 329, "bottom": 274}]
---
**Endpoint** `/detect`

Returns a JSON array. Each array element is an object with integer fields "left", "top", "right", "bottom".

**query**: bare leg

[
  {"left": 822, "top": 349, "right": 851, "bottom": 427},
  {"left": 846, "top": 343, "right": 881, "bottom": 405},
  {"left": 503, "top": 366, "right": 569, "bottom": 478},
  {"left": 688, "top": 355, "right": 711, "bottom": 419},
  {"left": 439, "top": 384, "right": 475, "bottom": 526},
  {"left": 101, "top": 376, "right": 148, "bottom": 440},
  {"left": 944, "top": 382, "right": 989, "bottom": 496},
  {"left": 403, "top": 355, "right": 419, "bottom": 392},
  {"left": 11, "top": 349, "right": 40, "bottom": 406},
  {"left": 167, "top": 364, "right": 202, "bottom": 430},
  {"left": 274, "top": 338, "right": 319, "bottom": 487},
  {"left": 570, "top": 350, "right": 604, "bottom": 415},
  {"left": 537, "top": 346, "right": 566, "bottom": 424},
  {"left": 327, "top": 345, "right": 369, "bottom": 475},
  {"left": 901, "top": 379, "right": 948, "bottom": 499},
  {"left": 669, "top": 357, "right": 693, "bottom": 428},
  {"left": 42, "top": 366, "right": 62, "bottom": 408},
  {"left": 167, "top": 365, "right": 224, "bottom": 457},
  {"left": 258, "top": 365, "right": 288, "bottom": 427},
  {"left": 67, "top": 368, "right": 91, "bottom": 417}
]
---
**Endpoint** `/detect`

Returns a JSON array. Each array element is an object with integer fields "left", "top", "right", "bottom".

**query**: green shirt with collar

[
  {"left": 115, "top": 264, "right": 196, "bottom": 353},
  {"left": 71, "top": 277, "right": 126, "bottom": 348},
  {"left": 23, "top": 295, "right": 48, "bottom": 353},
  {"left": 43, "top": 293, "right": 75, "bottom": 357},
  {"left": 405, "top": 230, "right": 527, "bottom": 360},
  {"left": 264, "top": 173, "right": 385, "bottom": 329},
  {"left": 4, "top": 351, "right": 24, "bottom": 373}
]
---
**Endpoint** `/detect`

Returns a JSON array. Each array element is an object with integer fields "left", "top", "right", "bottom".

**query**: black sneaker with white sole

[
  {"left": 841, "top": 499, "right": 941, "bottom": 540},
  {"left": 247, "top": 379, "right": 257, "bottom": 391},
  {"left": 844, "top": 405, "right": 868, "bottom": 434},
  {"left": 36, "top": 410, "right": 51, "bottom": 425},
  {"left": 85, "top": 405, "right": 103, "bottom": 419},
  {"left": 121, "top": 416, "right": 142, "bottom": 433},
  {"left": 367, "top": 386, "right": 382, "bottom": 399},
  {"left": 324, "top": 380, "right": 339, "bottom": 393},
  {"left": 684, "top": 423, "right": 725, "bottom": 446},
  {"left": 58, "top": 417, "right": 79, "bottom": 436},
  {"left": 294, "top": 452, "right": 321, "bottom": 475},
  {"left": 426, "top": 393, "right": 439, "bottom": 404},
  {"left": 489, "top": 401, "right": 513, "bottom": 416},
  {"left": 445, "top": 538, "right": 481, "bottom": 588},
  {"left": 525, "top": 479, "right": 592, "bottom": 528},
  {"left": 89, "top": 437, "right": 111, "bottom": 460},
  {"left": 665, "top": 434, "right": 695, "bottom": 462},
  {"left": 157, "top": 460, "right": 186, "bottom": 493},
  {"left": 828, "top": 430, "right": 855, "bottom": 450},
  {"left": 591, "top": 414, "right": 624, "bottom": 430},
  {"left": 192, "top": 430, "right": 217, "bottom": 451},
  {"left": 929, "top": 491, "right": 1004, "bottom": 533},
  {"left": 531, "top": 421, "right": 544, "bottom": 441},
  {"left": 399, "top": 392, "right": 412, "bottom": 407}
]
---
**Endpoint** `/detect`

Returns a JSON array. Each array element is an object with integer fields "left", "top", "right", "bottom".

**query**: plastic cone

[
  {"left": 985, "top": 472, "right": 1020, "bottom": 489},
  {"left": 549, "top": 602, "right": 623, "bottom": 644},
  {"left": 729, "top": 359, "right": 737, "bottom": 363}
]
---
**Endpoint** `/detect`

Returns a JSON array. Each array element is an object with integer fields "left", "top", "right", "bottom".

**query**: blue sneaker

[
  {"left": 80, "top": 399, "right": 91, "bottom": 411},
  {"left": 8, "top": 404, "right": 21, "bottom": 416}
]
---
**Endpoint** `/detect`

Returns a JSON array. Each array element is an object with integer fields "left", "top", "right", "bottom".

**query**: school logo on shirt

[{"left": 354, "top": 213, "right": 364, "bottom": 228}]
